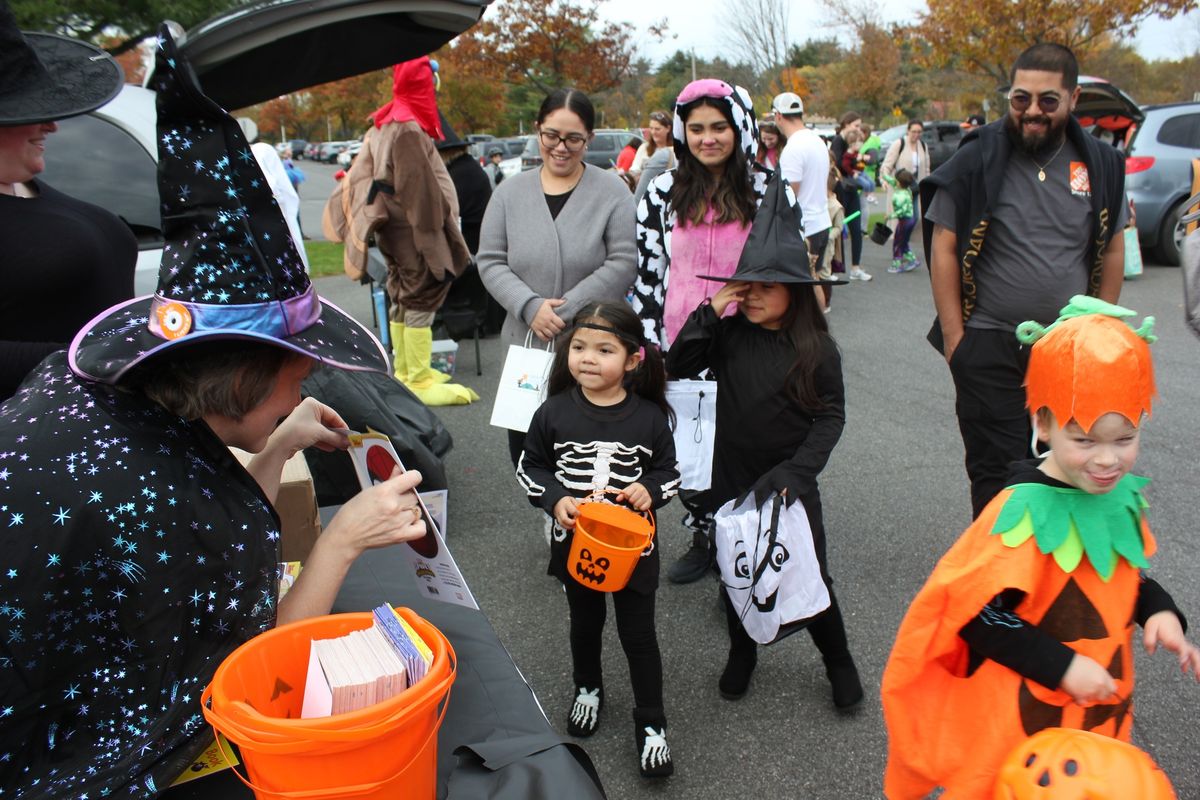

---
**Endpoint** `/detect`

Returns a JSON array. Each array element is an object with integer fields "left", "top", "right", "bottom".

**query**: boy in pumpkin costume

[{"left": 882, "top": 297, "right": 1200, "bottom": 799}]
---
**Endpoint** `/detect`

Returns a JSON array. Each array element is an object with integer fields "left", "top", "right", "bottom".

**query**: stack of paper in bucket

[{"left": 300, "top": 604, "right": 433, "bottom": 718}]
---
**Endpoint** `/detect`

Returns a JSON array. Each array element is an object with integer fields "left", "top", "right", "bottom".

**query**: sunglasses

[
  {"left": 650, "top": 113, "right": 672, "bottom": 125},
  {"left": 1008, "top": 92, "right": 1062, "bottom": 113}
]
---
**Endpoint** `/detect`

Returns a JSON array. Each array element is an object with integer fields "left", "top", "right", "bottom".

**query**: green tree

[
  {"left": 10, "top": 0, "right": 246, "bottom": 56},
  {"left": 788, "top": 38, "right": 845, "bottom": 68}
]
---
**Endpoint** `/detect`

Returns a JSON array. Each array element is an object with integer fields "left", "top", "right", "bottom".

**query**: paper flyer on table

[{"left": 346, "top": 431, "right": 477, "bottom": 609}]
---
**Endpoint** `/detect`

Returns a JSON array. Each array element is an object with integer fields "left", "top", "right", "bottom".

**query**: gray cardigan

[{"left": 477, "top": 165, "right": 637, "bottom": 346}]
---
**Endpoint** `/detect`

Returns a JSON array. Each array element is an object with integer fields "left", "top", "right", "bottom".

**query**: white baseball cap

[{"left": 771, "top": 92, "right": 804, "bottom": 115}]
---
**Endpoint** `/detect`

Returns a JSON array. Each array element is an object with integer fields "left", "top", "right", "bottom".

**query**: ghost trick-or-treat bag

[
  {"left": 715, "top": 494, "right": 830, "bottom": 645},
  {"left": 490, "top": 332, "right": 555, "bottom": 432},
  {"left": 664, "top": 380, "right": 717, "bottom": 491}
]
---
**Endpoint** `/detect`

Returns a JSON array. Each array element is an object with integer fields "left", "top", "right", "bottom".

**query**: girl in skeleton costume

[
  {"left": 517, "top": 301, "right": 680, "bottom": 778},
  {"left": 631, "top": 78, "right": 773, "bottom": 585},
  {"left": 665, "top": 192, "right": 861, "bottom": 709}
]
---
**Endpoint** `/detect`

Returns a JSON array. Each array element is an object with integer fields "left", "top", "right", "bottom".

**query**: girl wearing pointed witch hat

[
  {"left": 0, "top": 25, "right": 431, "bottom": 797},
  {"left": 0, "top": 3, "right": 136, "bottom": 401},
  {"left": 665, "top": 177, "right": 861, "bottom": 708}
]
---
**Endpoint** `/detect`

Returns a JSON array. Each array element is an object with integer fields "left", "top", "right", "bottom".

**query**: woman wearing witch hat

[
  {"left": 0, "top": 27, "right": 430, "bottom": 797},
  {"left": 665, "top": 177, "right": 862, "bottom": 708},
  {"left": 0, "top": 3, "right": 136, "bottom": 401}
]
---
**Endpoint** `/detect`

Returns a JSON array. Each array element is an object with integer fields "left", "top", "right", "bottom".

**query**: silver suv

[{"left": 1124, "top": 102, "right": 1200, "bottom": 266}]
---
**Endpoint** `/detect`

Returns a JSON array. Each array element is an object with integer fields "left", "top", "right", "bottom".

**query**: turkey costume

[
  {"left": 881, "top": 299, "right": 1187, "bottom": 799},
  {"left": 0, "top": 27, "right": 388, "bottom": 798},
  {"left": 322, "top": 57, "right": 476, "bottom": 406}
]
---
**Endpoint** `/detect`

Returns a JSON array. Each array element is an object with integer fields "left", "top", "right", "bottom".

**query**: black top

[
  {"left": 0, "top": 179, "right": 136, "bottom": 399},
  {"left": 664, "top": 303, "right": 845, "bottom": 510},
  {"left": 544, "top": 187, "right": 576, "bottom": 221},
  {"left": 444, "top": 152, "right": 492, "bottom": 254},
  {"left": 958, "top": 460, "right": 1185, "bottom": 690},
  {"left": 517, "top": 387, "right": 679, "bottom": 594}
]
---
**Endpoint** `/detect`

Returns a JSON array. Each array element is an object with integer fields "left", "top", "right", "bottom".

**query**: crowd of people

[{"left": 1, "top": 3, "right": 1197, "bottom": 794}]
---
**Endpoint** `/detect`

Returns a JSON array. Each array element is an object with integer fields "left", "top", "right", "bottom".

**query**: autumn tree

[
  {"left": 10, "top": 0, "right": 245, "bottom": 56},
  {"left": 919, "top": 0, "right": 1195, "bottom": 86},
  {"left": 434, "top": 31, "right": 508, "bottom": 135},
  {"left": 718, "top": 0, "right": 792, "bottom": 80}
]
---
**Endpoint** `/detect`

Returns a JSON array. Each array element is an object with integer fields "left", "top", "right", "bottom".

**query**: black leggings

[
  {"left": 563, "top": 578, "right": 664, "bottom": 716},
  {"left": 836, "top": 184, "right": 864, "bottom": 266}
]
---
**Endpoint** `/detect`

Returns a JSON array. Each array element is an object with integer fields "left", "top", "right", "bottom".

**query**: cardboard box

[{"left": 231, "top": 448, "right": 322, "bottom": 564}]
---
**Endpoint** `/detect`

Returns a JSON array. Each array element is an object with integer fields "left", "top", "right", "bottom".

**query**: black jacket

[{"left": 919, "top": 117, "right": 1125, "bottom": 352}]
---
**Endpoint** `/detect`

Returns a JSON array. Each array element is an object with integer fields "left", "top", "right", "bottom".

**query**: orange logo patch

[{"left": 1069, "top": 161, "right": 1091, "bottom": 196}]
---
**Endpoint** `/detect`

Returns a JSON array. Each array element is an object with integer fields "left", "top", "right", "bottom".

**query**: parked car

[
  {"left": 520, "top": 128, "right": 637, "bottom": 171},
  {"left": 1119, "top": 102, "right": 1199, "bottom": 266},
  {"left": 496, "top": 136, "right": 529, "bottom": 179},
  {"left": 287, "top": 138, "right": 308, "bottom": 158},
  {"left": 304, "top": 141, "right": 323, "bottom": 160},
  {"left": 876, "top": 120, "right": 965, "bottom": 172},
  {"left": 38, "top": 0, "right": 492, "bottom": 296},
  {"left": 319, "top": 140, "right": 352, "bottom": 163}
]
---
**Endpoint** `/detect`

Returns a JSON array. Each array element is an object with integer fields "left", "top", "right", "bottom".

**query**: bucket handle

[
  {"left": 211, "top": 681, "right": 453, "bottom": 799},
  {"left": 582, "top": 489, "right": 656, "bottom": 536}
]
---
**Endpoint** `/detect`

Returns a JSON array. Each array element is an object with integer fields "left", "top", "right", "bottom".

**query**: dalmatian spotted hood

[{"left": 670, "top": 79, "right": 759, "bottom": 169}]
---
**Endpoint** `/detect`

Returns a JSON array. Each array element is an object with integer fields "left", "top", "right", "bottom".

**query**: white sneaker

[{"left": 850, "top": 268, "right": 873, "bottom": 282}]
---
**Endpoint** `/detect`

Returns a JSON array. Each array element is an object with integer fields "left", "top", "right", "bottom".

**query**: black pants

[
  {"left": 835, "top": 184, "right": 863, "bottom": 265},
  {"left": 507, "top": 429, "right": 526, "bottom": 469},
  {"left": 563, "top": 578, "right": 664, "bottom": 718},
  {"left": 723, "top": 587, "right": 853, "bottom": 665},
  {"left": 948, "top": 327, "right": 1034, "bottom": 518}
]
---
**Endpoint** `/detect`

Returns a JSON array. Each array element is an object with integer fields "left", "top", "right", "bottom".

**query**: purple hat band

[{"left": 148, "top": 285, "right": 321, "bottom": 340}]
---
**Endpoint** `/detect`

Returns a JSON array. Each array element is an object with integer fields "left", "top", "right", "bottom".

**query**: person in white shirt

[{"left": 773, "top": 92, "right": 835, "bottom": 310}]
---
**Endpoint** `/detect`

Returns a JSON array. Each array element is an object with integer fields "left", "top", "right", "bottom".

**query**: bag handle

[
  {"left": 522, "top": 329, "right": 556, "bottom": 353},
  {"left": 582, "top": 488, "right": 656, "bottom": 536}
]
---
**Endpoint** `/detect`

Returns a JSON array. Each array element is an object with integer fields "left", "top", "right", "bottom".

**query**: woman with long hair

[
  {"left": 756, "top": 121, "right": 782, "bottom": 170},
  {"left": 631, "top": 78, "right": 771, "bottom": 584},
  {"left": 630, "top": 109, "right": 675, "bottom": 178}
]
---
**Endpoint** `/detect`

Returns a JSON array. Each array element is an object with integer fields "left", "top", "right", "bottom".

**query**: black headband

[{"left": 572, "top": 321, "right": 643, "bottom": 349}]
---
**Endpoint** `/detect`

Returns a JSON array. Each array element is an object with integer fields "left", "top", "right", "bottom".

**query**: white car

[
  {"left": 38, "top": 0, "right": 491, "bottom": 296},
  {"left": 337, "top": 140, "right": 364, "bottom": 168}
]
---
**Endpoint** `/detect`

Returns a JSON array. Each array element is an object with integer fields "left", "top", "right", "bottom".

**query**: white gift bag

[
  {"left": 489, "top": 332, "right": 555, "bottom": 432},
  {"left": 665, "top": 380, "right": 717, "bottom": 491},
  {"left": 715, "top": 494, "right": 830, "bottom": 645}
]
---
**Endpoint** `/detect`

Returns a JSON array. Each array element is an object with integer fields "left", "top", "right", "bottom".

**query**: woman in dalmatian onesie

[
  {"left": 630, "top": 78, "right": 777, "bottom": 584},
  {"left": 517, "top": 301, "right": 680, "bottom": 778}
]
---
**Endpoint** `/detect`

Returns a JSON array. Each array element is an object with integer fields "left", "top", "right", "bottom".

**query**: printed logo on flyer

[{"left": 1069, "top": 162, "right": 1091, "bottom": 196}]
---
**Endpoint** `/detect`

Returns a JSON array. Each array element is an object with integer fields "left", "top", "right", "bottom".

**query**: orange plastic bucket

[
  {"left": 201, "top": 609, "right": 455, "bottom": 799},
  {"left": 567, "top": 502, "right": 655, "bottom": 592}
]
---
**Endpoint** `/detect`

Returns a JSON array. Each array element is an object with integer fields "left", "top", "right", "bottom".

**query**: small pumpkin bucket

[{"left": 567, "top": 500, "right": 655, "bottom": 593}]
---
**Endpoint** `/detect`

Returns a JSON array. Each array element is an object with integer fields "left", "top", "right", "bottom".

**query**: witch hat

[
  {"left": 69, "top": 24, "right": 388, "bottom": 384},
  {"left": 0, "top": 2, "right": 123, "bottom": 125},
  {"left": 700, "top": 175, "right": 846, "bottom": 285}
]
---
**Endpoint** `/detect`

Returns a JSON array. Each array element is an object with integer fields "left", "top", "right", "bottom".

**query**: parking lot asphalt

[{"left": 302, "top": 160, "right": 1200, "bottom": 799}]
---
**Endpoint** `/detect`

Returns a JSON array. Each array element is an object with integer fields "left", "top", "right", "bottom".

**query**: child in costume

[
  {"left": 883, "top": 168, "right": 918, "bottom": 273},
  {"left": 882, "top": 297, "right": 1200, "bottom": 799},
  {"left": 516, "top": 301, "right": 680, "bottom": 777},
  {"left": 665, "top": 176, "right": 861, "bottom": 708}
]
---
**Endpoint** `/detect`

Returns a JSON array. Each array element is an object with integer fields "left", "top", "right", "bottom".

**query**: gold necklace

[{"left": 1031, "top": 138, "right": 1066, "bottom": 182}]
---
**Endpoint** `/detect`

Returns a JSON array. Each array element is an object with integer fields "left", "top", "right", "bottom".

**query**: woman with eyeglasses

[
  {"left": 630, "top": 79, "right": 771, "bottom": 585},
  {"left": 630, "top": 110, "right": 675, "bottom": 179},
  {"left": 478, "top": 88, "right": 637, "bottom": 466}
]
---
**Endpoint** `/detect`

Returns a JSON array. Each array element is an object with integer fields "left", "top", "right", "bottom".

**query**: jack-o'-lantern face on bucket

[
  {"left": 574, "top": 548, "right": 610, "bottom": 586},
  {"left": 994, "top": 727, "right": 1176, "bottom": 799}
]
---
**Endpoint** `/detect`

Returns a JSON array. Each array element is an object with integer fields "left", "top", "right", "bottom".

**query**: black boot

[
  {"left": 566, "top": 685, "right": 603, "bottom": 737},
  {"left": 808, "top": 593, "right": 863, "bottom": 710},
  {"left": 667, "top": 529, "right": 713, "bottom": 584},
  {"left": 633, "top": 709, "right": 674, "bottom": 778},
  {"left": 718, "top": 648, "right": 757, "bottom": 700}
]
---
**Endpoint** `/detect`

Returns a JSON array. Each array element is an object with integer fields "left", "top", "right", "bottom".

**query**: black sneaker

[
  {"left": 636, "top": 724, "right": 674, "bottom": 778},
  {"left": 566, "top": 686, "right": 602, "bottom": 737},
  {"left": 718, "top": 649, "right": 757, "bottom": 700},
  {"left": 667, "top": 532, "right": 713, "bottom": 584}
]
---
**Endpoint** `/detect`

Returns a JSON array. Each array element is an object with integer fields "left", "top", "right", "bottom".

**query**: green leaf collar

[{"left": 990, "top": 475, "right": 1150, "bottom": 582}]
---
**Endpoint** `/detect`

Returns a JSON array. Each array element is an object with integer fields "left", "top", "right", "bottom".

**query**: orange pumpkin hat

[{"left": 1017, "top": 296, "right": 1156, "bottom": 432}]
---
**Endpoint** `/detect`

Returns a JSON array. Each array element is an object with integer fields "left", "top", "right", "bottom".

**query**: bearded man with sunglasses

[{"left": 920, "top": 43, "right": 1128, "bottom": 518}]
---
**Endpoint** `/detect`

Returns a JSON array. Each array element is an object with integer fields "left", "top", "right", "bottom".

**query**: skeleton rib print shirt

[{"left": 517, "top": 387, "right": 679, "bottom": 593}]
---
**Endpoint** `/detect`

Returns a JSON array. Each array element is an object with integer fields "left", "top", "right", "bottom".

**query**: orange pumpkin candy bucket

[
  {"left": 995, "top": 727, "right": 1176, "bottom": 799},
  {"left": 567, "top": 499, "right": 655, "bottom": 593}
]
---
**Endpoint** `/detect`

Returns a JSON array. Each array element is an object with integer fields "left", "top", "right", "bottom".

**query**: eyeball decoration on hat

[
  {"left": 1016, "top": 295, "right": 1156, "bottom": 432},
  {"left": 68, "top": 23, "right": 388, "bottom": 384}
]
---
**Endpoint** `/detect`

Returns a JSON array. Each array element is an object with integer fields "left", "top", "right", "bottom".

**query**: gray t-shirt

[{"left": 927, "top": 139, "right": 1126, "bottom": 331}]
